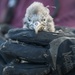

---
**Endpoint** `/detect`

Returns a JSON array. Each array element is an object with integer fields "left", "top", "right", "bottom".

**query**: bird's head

[{"left": 23, "top": 2, "right": 54, "bottom": 33}]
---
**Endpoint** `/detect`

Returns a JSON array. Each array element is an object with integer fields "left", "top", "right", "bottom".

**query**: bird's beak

[{"left": 33, "top": 22, "right": 43, "bottom": 34}]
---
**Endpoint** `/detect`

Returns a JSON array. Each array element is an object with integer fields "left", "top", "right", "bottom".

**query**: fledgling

[{"left": 23, "top": 2, "right": 55, "bottom": 33}]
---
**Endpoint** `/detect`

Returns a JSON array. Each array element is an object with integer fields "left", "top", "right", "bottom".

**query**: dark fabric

[
  {"left": 0, "top": 37, "right": 6, "bottom": 75},
  {"left": 56, "top": 39, "right": 75, "bottom": 75},
  {"left": 0, "top": 40, "right": 51, "bottom": 63},
  {"left": 0, "top": 27, "right": 75, "bottom": 75},
  {"left": 0, "top": 65, "right": 3, "bottom": 75},
  {"left": 5, "top": 26, "right": 75, "bottom": 46},
  {"left": 6, "top": 28, "right": 57, "bottom": 46},
  {"left": 3, "top": 63, "right": 51, "bottom": 75}
]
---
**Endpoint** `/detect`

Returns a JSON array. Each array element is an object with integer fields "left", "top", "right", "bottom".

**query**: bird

[{"left": 23, "top": 2, "right": 55, "bottom": 33}]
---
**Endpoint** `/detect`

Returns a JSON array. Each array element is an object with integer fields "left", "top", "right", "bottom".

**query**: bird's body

[{"left": 23, "top": 2, "right": 55, "bottom": 33}]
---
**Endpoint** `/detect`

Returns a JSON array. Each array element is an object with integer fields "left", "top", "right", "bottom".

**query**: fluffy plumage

[{"left": 23, "top": 2, "right": 55, "bottom": 33}]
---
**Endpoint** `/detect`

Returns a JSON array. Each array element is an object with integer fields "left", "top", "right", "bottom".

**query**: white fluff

[{"left": 23, "top": 2, "right": 55, "bottom": 33}]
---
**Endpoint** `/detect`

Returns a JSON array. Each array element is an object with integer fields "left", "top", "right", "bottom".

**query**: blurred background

[{"left": 0, "top": 0, "right": 75, "bottom": 36}]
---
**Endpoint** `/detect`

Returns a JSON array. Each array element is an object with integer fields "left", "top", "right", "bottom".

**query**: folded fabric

[
  {"left": 5, "top": 28, "right": 56, "bottom": 46},
  {"left": 0, "top": 65, "right": 4, "bottom": 75},
  {"left": 3, "top": 63, "right": 51, "bottom": 75},
  {"left": 0, "top": 27, "right": 75, "bottom": 75},
  {"left": 0, "top": 41, "right": 51, "bottom": 63},
  {"left": 6, "top": 27, "right": 75, "bottom": 46}
]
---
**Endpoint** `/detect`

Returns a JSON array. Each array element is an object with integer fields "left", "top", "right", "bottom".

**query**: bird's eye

[
  {"left": 28, "top": 18, "right": 31, "bottom": 22},
  {"left": 42, "top": 18, "right": 46, "bottom": 21}
]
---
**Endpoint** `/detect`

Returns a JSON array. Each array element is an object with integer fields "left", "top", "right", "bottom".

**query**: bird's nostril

[
  {"left": 35, "top": 22, "right": 38, "bottom": 25},
  {"left": 34, "top": 22, "right": 40, "bottom": 26}
]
